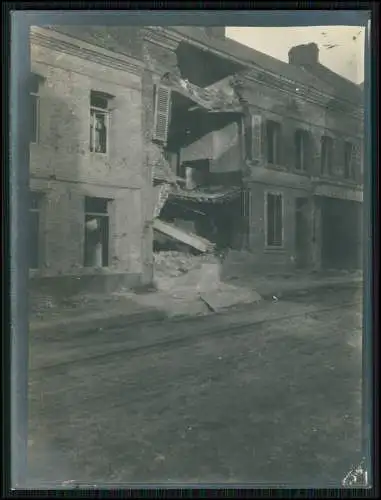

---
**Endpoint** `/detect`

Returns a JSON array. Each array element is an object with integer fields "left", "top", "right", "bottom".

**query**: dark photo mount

[{"left": 4, "top": 5, "right": 377, "bottom": 496}]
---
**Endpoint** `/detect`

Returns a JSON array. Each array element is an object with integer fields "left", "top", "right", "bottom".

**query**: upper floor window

[
  {"left": 266, "top": 120, "right": 281, "bottom": 165},
  {"left": 90, "top": 91, "right": 112, "bottom": 154},
  {"left": 321, "top": 135, "right": 334, "bottom": 175},
  {"left": 344, "top": 141, "right": 354, "bottom": 179},
  {"left": 30, "top": 73, "right": 43, "bottom": 144},
  {"left": 294, "top": 129, "right": 310, "bottom": 172}
]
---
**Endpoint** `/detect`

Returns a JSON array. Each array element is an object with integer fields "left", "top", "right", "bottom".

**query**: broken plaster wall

[
  {"left": 30, "top": 36, "right": 147, "bottom": 294},
  {"left": 140, "top": 34, "right": 185, "bottom": 281}
]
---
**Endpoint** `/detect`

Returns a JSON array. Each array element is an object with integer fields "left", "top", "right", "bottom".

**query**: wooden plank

[{"left": 152, "top": 219, "right": 215, "bottom": 253}]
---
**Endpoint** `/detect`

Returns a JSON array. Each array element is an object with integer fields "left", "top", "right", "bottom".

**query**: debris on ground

[
  {"left": 154, "top": 251, "right": 220, "bottom": 279},
  {"left": 30, "top": 295, "right": 57, "bottom": 314}
]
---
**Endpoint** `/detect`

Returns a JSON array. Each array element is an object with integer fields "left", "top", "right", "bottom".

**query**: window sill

[
  {"left": 90, "top": 151, "right": 108, "bottom": 159},
  {"left": 291, "top": 168, "right": 309, "bottom": 177},
  {"left": 264, "top": 245, "right": 286, "bottom": 253},
  {"left": 318, "top": 175, "right": 359, "bottom": 186},
  {"left": 82, "top": 266, "right": 111, "bottom": 273},
  {"left": 266, "top": 163, "right": 288, "bottom": 173}
]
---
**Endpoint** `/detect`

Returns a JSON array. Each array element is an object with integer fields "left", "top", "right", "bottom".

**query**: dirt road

[{"left": 27, "top": 287, "right": 363, "bottom": 487}]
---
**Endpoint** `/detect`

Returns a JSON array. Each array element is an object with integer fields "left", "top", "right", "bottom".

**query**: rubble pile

[
  {"left": 29, "top": 294, "right": 57, "bottom": 313},
  {"left": 154, "top": 251, "right": 220, "bottom": 279}
]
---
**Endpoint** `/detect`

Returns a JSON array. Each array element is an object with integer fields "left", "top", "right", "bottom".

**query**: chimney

[
  {"left": 205, "top": 27, "right": 225, "bottom": 40},
  {"left": 288, "top": 43, "right": 319, "bottom": 66}
]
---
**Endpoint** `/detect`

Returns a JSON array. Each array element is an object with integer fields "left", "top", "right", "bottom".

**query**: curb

[
  {"left": 259, "top": 279, "right": 362, "bottom": 301},
  {"left": 31, "top": 278, "right": 362, "bottom": 337},
  {"left": 30, "top": 309, "right": 167, "bottom": 338}
]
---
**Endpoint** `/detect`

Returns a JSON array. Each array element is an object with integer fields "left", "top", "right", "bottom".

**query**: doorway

[
  {"left": 321, "top": 197, "right": 362, "bottom": 270},
  {"left": 295, "top": 197, "right": 310, "bottom": 268}
]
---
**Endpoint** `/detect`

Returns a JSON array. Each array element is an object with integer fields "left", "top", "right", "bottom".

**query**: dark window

[
  {"left": 266, "top": 120, "right": 281, "bottom": 164},
  {"left": 321, "top": 135, "right": 334, "bottom": 175},
  {"left": 84, "top": 197, "right": 110, "bottom": 267},
  {"left": 344, "top": 141, "right": 354, "bottom": 179},
  {"left": 30, "top": 73, "right": 41, "bottom": 144},
  {"left": 294, "top": 129, "right": 310, "bottom": 172},
  {"left": 29, "top": 192, "right": 42, "bottom": 269},
  {"left": 244, "top": 114, "right": 252, "bottom": 160},
  {"left": 90, "top": 91, "right": 110, "bottom": 153},
  {"left": 266, "top": 192, "right": 283, "bottom": 247},
  {"left": 177, "top": 163, "right": 186, "bottom": 179}
]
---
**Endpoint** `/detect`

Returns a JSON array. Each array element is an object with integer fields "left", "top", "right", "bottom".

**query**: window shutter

[
  {"left": 251, "top": 114, "right": 263, "bottom": 163},
  {"left": 351, "top": 141, "right": 362, "bottom": 182},
  {"left": 305, "top": 132, "right": 314, "bottom": 174},
  {"left": 153, "top": 85, "right": 171, "bottom": 144},
  {"left": 281, "top": 123, "right": 294, "bottom": 170},
  {"left": 241, "top": 188, "right": 252, "bottom": 218},
  {"left": 333, "top": 138, "right": 344, "bottom": 177},
  {"left": 274, "top": 195, "right": 283, "bottom": 246},
  {"left": 240, "top": 117, "right": 246, "bottom": 160}
]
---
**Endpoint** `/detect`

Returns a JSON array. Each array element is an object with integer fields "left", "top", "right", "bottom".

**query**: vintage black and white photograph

[{"left": 22, "top": 18, "right": 368, "bottom": 488}]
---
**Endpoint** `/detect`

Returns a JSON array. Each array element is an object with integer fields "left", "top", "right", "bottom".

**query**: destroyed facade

[{"left": 29, "top": 26, "right": 364, "bottom": 295}]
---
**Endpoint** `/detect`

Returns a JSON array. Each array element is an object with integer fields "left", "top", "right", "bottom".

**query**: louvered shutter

[
  {"left": 240, "top": 116, "right": 246, "bottom": 160},
  {"left": 281, "top": 121, "right": 294, "bottom": 170},
  {"left": 351, "top": 141, "right": 362, "bottom": 182},
  {"left": 153, "top": 85, "right": 171, "bottom": 144},
  {"left": 305, "top": 132, "right": 314, "bottom": 174},
  {"left": 309, "top": 134, "right": 320, "bottom": 177},
  {"left": 251, "top": 114, "right": 263, "bottom": 163},
  {"left": 333, "top": 138, "right": 344, "bottom": 177}
]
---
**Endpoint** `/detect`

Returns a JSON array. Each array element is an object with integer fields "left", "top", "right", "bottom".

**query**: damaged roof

[
  {"left": 169, "top": 27, "right": 362, "bottom": 105},
  {"left": 45, "top": 25, "right": 362, "bottom": 107},
  {"left": 170, "top": 28, "right": 331, "bottom": 92},
  {"left": 164, "top": 73, "right": 242, "bottom": 112}
]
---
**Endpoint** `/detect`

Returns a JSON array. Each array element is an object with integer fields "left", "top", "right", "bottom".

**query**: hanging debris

[
  {"left": 153, "top": 183, "right": 172, "bottom": 219},
  {"left": 153, "top": 219, "right": 215, "bottom": 253}
]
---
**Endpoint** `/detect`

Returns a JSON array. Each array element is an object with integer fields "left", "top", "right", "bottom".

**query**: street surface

[{"left": 27, "top": 287, "right": 363, "bottom": 487}]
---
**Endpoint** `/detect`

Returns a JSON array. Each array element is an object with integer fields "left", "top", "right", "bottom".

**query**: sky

[{"left": 226, "top": 26, "right": 365, "bottom": 84}]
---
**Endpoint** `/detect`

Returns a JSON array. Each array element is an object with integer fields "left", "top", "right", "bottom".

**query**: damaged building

[
  {"left": 28, "top": 25, "right": 364, "bottom": 297},
  {"left": 144, "top": 28, "right": 364, "bottom": 273},
  {"left": 29, "top": 26, "right": 152, "bottom": 295}
]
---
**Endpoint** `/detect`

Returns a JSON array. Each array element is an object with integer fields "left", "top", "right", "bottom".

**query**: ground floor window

[
  {"left": 84, "top": 197, "right": 110, "bottom": 267},
  {"left": 265, "top": 192, "right": 283, "bottom": 247},
  {"left": 29, "top": 192, "right": 42, "bottom": 269}
]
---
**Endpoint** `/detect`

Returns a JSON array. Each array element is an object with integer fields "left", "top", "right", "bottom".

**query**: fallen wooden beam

[
  {"left": 153, "top": 219, "right": 215, "bottom": 253},
  {"left": 198, "top": 293, "right": 217, "bottom": 312}
]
